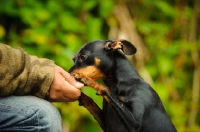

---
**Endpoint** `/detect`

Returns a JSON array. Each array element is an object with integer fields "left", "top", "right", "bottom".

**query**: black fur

[{"left": 69, "top": 39, "right": 177, "bottom": 132}]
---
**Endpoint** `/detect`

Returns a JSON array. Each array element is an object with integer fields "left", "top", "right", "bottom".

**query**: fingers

[
  {"left": 47, "top": 65, "right": 84, "bottom": 102},
  {"left": 61, "top": 79, "right": 81, "bottom": 101},
  {"left": 60, "top": 67, "right": 84, "bottom": 89}
]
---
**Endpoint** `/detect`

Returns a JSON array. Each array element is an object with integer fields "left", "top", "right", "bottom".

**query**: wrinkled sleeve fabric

[{"left": 0, "top": 44, "right": 55, "bottom": 98}]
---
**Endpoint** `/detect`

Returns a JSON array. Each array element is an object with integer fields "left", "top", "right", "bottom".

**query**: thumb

[{"left": 59, "top": 68, "right": 84, "bottom": 89}]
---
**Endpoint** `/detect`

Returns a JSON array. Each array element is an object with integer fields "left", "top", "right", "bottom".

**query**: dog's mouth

[{"left": 69, "top": 66, "right": 105, "bottom": 81}]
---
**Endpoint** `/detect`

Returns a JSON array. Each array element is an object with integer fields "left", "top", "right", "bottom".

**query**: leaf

[
  {"left": 0, "top": 25, "right": 5, "bottom": 38},
  {"left": 155, "top": 1, "right": 177, "bottom": 18},
  {"left": 157, "top": 55, "right": 173, "bottom": 75}
]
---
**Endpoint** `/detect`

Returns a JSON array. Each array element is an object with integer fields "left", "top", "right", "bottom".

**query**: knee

[
  {"left": 29, "top": 97, "right": 62, "bottom": 132},
  {"left": 0, "top": 96, "right": 62, "bottom": 132}
]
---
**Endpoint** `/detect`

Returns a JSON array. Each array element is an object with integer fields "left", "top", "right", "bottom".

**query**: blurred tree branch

[{"left": 108, "top": 2, "right": 154, "bottom": 86}]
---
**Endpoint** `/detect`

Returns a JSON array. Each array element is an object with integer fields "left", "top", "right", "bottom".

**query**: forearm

[{"left": 0, "top": 44, "right": 55, "bottom": 98}]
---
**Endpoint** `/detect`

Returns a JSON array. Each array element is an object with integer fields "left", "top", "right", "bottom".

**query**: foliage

[{"left": 0, "top": 0, "right": 199, "bottom": 132}]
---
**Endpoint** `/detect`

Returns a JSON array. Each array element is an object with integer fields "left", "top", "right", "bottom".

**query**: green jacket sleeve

[{"left": 0, "top": 44, "right": 55, "bottom": 98}]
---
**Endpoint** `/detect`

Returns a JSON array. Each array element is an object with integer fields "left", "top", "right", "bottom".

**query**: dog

[{"left": 69, "top": 39, "right": 177, "bottom": 132}]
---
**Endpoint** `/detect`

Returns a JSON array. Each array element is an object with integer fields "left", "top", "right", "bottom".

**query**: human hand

[{"left": 46, "top": 65, "right": 84, "bottom": 102}]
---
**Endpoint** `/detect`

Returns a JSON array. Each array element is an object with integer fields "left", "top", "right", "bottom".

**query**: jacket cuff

[{"left": 27, "top": 56, "right": 55, "bottom": 99}]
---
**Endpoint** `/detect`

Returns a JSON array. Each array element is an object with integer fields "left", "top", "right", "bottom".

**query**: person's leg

[{"left": 0, "top": 95, "right": 62, "bottom": 132}]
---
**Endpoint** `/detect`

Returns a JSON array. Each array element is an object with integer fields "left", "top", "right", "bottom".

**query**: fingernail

[{"left": 76, "top": 81, "right": 84, "bottom": 87}]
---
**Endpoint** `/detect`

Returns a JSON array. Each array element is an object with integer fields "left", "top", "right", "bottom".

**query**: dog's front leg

[
  {"left": 72, "top": 73, "right": 140, "bottom": 132},
  {"left": 78, "top": 92, "right": 105, "bottom": 131}
]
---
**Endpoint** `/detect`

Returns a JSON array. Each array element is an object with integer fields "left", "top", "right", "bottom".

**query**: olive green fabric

[{"left": 0, "top": 44, "right": 55, "bottom": 98}]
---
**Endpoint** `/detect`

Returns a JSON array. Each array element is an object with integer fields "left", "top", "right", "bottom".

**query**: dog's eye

[{"left": 80, "top": 55, "right": 87, "bottom": 61}]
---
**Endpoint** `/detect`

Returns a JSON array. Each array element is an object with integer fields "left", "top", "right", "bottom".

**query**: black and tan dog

[{"left": 69, "top": 39, "right": 177, "bottom": 132}]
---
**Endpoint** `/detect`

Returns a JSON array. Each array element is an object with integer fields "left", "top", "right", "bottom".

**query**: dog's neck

[
  {"left": 104, "top": 52, "right": 140, "bottom": 92},
  {"left": 115, "top": 51, "right": 139, "bottom": 78}
]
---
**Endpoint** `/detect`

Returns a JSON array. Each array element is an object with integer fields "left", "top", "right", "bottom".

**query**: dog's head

[{"left": 69, "top": 39, "right": 136, "bottom": 80}]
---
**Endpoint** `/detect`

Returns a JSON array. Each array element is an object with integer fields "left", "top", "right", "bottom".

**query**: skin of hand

[{"left": 46, "top": 65, "right": 84, "bottom": 102}]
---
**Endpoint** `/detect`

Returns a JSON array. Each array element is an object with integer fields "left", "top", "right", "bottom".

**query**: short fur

[{"left": 69, "top": 39, "right": 177, "bottom": 132}]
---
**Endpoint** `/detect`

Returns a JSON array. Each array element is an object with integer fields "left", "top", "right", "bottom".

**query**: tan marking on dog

[
  {"left": 70, "top": 66, "right": 105, "bottom": 80},
  {"left": 118, "top": 96, "right": 124, "bottom": 101},
  {"left": 94, "top": 57, "right": 101, "bottom": 66},
  {"left": 112, "top": 40, "right": 122, "bottom": 50}
]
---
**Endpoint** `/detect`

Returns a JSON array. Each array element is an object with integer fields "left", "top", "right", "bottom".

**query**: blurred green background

[{"left": 0, "top": 0, "right": 199, "bottom": 132}]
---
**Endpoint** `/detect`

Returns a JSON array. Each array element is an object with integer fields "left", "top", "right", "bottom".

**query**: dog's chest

[{"left": 103, "top": 101, "right": 128, "bottom": 132}]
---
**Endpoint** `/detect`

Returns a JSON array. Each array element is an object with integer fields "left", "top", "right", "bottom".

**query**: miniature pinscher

[{"left": 69, "top": 39, "right": 177, "bottom": 132}]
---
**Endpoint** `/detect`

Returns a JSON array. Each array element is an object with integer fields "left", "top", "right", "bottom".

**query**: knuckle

[
  {"left": 74, "top": 91, "right": 81, "bottom": 99},
  {"left": 67, "top": 75, "right": 76, "bottom": 83}
]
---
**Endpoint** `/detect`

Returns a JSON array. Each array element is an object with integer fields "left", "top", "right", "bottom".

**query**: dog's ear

[
  {"left": 119, "top": 40, "right": 137, "bottom": 55},
  {"left": 104, "top": 39, "right": 137, "bottom": 55}
]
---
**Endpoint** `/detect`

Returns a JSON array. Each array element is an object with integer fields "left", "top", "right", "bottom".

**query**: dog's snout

[{"left": 68, "top": 66, "right": 75, "bottom": 73}]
